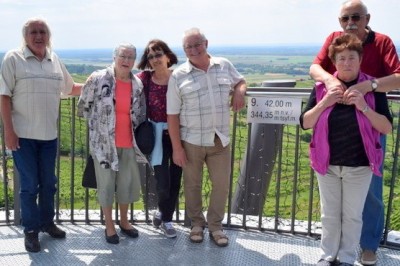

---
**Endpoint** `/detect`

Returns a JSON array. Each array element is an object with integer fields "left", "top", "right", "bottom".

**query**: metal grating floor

[{"left": 0, "top": 223, "right": 399, "bottom": 265}]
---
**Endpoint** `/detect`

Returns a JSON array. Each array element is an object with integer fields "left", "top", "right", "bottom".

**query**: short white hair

[
  {"left": 182, "top": 27, "right": 207, "bottom": 44},
  {"left": 113, "top": 43, "right": 136, "bottom": 59}
]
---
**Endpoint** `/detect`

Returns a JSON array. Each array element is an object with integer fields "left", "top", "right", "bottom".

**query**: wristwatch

[{"left": 371, "top": 79, "right": 378, "bottom": 92}]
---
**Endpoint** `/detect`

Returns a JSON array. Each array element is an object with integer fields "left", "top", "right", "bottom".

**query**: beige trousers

[
  {"left": 182, "top": 136, "right": 231, "bottom": 232},
  {"left": 316, "top": 165, "right": 372, "bottom": 265}
]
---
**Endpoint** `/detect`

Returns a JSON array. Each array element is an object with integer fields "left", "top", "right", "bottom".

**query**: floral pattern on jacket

[{"left": 77, "top": 66, "right": 147, "bottom": 171}]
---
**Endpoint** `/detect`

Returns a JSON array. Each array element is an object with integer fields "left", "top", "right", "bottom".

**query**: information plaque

[{"left": 247, "top": 96, "right": 302, "bottom": 125}]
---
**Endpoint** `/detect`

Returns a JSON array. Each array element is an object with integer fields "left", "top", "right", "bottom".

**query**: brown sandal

[
  {"left": 189, "top": 226, "right": 204, "bottom": 243},
  {"left": 210, "top": 230, "right": 229, "bottom": 247}
]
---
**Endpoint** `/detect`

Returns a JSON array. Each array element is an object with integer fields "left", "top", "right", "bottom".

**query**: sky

[{"left": 0, "top": 0, "right": 399, "bottom": 52}]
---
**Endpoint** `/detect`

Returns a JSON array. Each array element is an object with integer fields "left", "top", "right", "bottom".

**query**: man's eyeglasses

[
  {"left": 118, "top": 55, "right": 135, "bottom": 61},
  {"left": 339, "top": 14, "right": 366, "bottom": 23},
  {"left": 147, "top": 52, "right": 164, "bottom": 61},
  {"left": 183, "top": 42, "right": 205, "bottom": 51}
]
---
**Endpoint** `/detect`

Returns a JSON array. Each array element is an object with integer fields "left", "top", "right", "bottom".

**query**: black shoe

[
  {"left": 105, "top": 229, "right": 119, "bottom": 244},
  {"left": 119, "top": 225, "right": 139, "bottom": 238},
  {"left": 25, "top": 231, "right": 40, "bottom": 253},
  {"left": 42, "top": 223, "right": 66, "bottom": 239}
]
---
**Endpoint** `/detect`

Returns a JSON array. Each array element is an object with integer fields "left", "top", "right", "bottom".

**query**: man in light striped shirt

[{"left": 167, "top": 27, "right": 246, "bottom": 247}]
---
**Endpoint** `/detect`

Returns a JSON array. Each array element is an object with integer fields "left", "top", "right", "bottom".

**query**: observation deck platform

[{"left": 1, "top": 223, "right": 400, "bottom": 265}]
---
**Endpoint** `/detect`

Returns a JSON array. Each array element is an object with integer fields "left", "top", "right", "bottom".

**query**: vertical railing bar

[
  {"left": 70, "top": 98, "right": 76, "bottom": 222},
  {"left": 307, "top": 169, "right": 315, "bottom": 236},
  {"left": 55, "top": 104, "right": 62, "bottom": 222},
  {"left": 290, "top": 125, "right": 300, "bottom": 234},
  {"left": 1, "top": 125, "right": 11, "bottom": 224},
  {"left": 227, "top": 111, "right": 238, "bottom": 227},
  {"left": 383, "top": 105, "right": 400, "bottom": 244},
  {"left": 144, "top": 163, "right": 150, "bottom": 223},
  {"left": 242, "top": 123, "right": 252, "bottom": 229},
  {"left": 84, "top": 119, "right": 90, "bottom": 223},
  {"left": 274, "top": 126, "right": 283, "bottom": 232}
]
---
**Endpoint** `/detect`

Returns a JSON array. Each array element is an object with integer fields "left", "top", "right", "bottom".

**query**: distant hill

[
  {"left": 207, "top": 45, "right": 322, "bottom": 56},
  {"left": 1, "top": 45, "right": 399, "bottom": 78},
  {"left": 54, "top": 45, "right": 322, "bottom": 62},
  {"left": 0, "top": 46, "right": 323, "bottom": 75}
]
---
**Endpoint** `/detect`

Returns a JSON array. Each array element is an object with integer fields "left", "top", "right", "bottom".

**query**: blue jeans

[
  {"left": 12, "top": 138, "right": 58, "bottom": 233},
  {"left": 154, "top": 131, "right": 182, "bottom": 222},
  {"left": 360, "top": 135, "right": 386, "bottom": 251}
]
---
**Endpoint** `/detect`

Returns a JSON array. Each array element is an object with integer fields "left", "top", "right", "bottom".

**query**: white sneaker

[
  {"left": 152, "top": 211, "right": 162, "bottom": 228},
  {"left": 160, "top": 222, "right": 177, "bottom": 238}
]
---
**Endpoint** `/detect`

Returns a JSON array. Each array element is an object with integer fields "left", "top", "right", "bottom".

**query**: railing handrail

[{"left": 246, "top": 87, "right": 400, "bottom": 100}]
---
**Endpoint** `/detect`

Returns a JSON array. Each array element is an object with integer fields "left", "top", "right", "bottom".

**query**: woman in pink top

[
  {"left": 78, "top": 43, "right": 147, "bottom": 244},
  {"left": 300, "top": 34, "right": 392, "bottom": 266}
]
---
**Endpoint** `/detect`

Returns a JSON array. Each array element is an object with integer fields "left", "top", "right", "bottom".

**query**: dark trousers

[
  {"left": 360, "top": 134, "right": 386, "bottom": 251},
  {"left": 12, "top": 138, "right": 58, "bottom": 233},
  {"left": 154, "top": 131, "right": 182, "bottom": 222}
]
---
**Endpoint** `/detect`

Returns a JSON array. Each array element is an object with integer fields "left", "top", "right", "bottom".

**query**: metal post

[
  {"left": 231, "top": 80, "right": 295, "bottom": 216},
  {"left": 13, "top": 166, "right": 20, "bottom": 225}
]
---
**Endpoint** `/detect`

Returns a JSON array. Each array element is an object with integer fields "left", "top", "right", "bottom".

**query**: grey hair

[
  {"left": 22, "top": 17, "right": 52, "bottom": 49},
  {"left": 182, "top": 27, "right": 207, "bottom": 44},
  {"left": 341, "top": 0, "right": 368, "bottom": 14},
  {"left": 113, "top": 43, "right": 136, "bottom": 59}
]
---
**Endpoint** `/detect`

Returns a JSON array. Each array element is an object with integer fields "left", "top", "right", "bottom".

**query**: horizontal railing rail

[{"left": 1, "top": 87, "right": 399, "bottom": 250}]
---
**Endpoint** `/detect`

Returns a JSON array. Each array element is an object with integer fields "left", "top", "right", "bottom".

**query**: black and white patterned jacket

[{"left": 78, "top": 65, "right": 148, "bottom": 171}]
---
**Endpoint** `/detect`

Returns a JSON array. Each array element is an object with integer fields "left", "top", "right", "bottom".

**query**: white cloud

[{"left": 0, "top": 0, "right": 398, "bottom": 51}]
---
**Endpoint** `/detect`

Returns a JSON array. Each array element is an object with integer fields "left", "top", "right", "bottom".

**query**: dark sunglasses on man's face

[{"left": 339, "top": 14, "right": 365, "bottom": 23}]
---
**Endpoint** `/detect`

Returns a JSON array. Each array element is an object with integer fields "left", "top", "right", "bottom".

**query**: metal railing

[{"left": 1, "top": 87, "right": 399, "bottom": 250}]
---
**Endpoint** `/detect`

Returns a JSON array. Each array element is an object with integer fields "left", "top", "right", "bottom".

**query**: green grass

[{"left": 0, "top": 181, "right": 14, "bottom": 208}]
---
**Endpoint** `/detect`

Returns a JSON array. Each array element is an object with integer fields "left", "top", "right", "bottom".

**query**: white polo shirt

[{"left": 0, "top": 46, "right": 74, "bottom": 140}]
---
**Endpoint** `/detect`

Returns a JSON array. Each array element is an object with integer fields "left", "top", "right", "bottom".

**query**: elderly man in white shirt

[
  {"left": 0, "top": 17, "right": 82, "bottom": 253},
  {"left": 167, "top": 27, "right": 246, "bottom": 247}
]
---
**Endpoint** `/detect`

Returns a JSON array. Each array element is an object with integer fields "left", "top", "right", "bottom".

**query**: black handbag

[
  {"left": 134, "top": 73, "right": 155, "bottom": 155},
  {"left": 135, "top": 120, "right": 155, "bottom": 155},
  {"left": 82, "top": 155, "right": 97, "bottom": 189}
]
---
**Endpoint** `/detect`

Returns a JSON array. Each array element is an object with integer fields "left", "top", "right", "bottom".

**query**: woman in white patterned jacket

[{"left": 78, "top": 43, "right": 147, "bottom": 245}]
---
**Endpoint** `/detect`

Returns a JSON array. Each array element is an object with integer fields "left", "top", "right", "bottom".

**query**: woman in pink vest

[{"left": 300, "top": 34, "right": 392, "bottom": 266}]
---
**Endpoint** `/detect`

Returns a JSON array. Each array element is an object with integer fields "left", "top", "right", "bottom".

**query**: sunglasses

[
  {"left": 147, "top": 52, "right": 164, "bottom": 61},
  {"left": 339, "top": 14, "right": 366, "bottom": 23}
]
